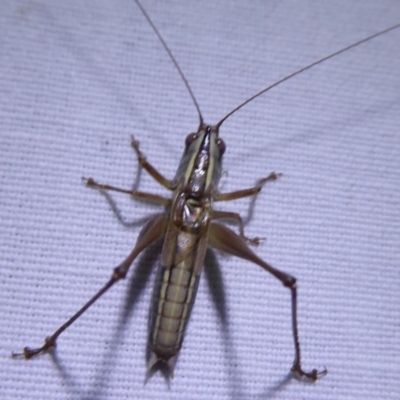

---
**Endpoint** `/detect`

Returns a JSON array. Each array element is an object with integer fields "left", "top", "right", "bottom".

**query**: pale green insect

[{"left": 13, "top": 0, "right": 400, "bottom": 381}]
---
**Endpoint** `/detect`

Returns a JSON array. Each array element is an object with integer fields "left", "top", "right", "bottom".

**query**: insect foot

[
  {"left": 291, "top": 363, "right": 328, "bottom": 381},
  {"left": 12, "top": 336, "right": 57, "bottom": 359}
]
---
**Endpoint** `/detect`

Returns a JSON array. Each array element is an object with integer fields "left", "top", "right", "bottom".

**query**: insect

[{"left": 13, "top": 0, "right": 399, "bottom": 382}]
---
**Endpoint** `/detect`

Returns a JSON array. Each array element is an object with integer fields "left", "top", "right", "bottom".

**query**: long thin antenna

[
  {"left": 216, "top": 23, "right": 400, "bottom": 129},
  {"left": 134, "top": 0, "right": 203, "bottom": 125}
]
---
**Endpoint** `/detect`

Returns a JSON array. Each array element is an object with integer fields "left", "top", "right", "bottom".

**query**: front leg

[{"left": 131, "top": 136, "right": 175, "bottom": 190}]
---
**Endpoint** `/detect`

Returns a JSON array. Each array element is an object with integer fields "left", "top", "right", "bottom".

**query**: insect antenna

[
  {"left": 216, "top": 22, "right": 400, "bottom": 129},
  {"left": 135, "top": 0, "right": 204, "bottom": 125}
]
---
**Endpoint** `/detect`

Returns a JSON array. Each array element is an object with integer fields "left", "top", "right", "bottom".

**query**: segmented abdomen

[{"left": 150, "top": 259, "right": 200, "bottom": 360}]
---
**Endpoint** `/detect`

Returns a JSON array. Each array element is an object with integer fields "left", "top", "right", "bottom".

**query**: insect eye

[
  {"left": 185, "top": 133, "right": 198, "bottom": 146},
  {"left": 217, "top": 138, "right": 226, "bottom": 154}
]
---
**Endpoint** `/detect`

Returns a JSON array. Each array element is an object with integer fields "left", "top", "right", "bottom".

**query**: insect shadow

[
  {"left": 88, "top": 238, "right": 163, "bottom": 400},
  {"left": 203, "top": 248, "right": 246, "bottom": 399},
  {"left": 46, "top": 235, "right": 162, "bottom": 399},
  {"left": 205, "top": 242, "right": 299, "bottom": 400}
]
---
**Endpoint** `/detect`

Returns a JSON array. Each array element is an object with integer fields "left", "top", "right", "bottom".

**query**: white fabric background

[{"left": 1, "top": 0, "right": 399, "bottom": 399}]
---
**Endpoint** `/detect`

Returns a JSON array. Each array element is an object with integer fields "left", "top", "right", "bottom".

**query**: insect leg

[
  {"left": 131, "top": 136, "right": 175, "bottom": 190},
  {"left": 83, "top": 177, "right": 171, "bottom": 207},
  {"left": 209, "top": 222, "right": 327, "bottom": 380},
  {"left": 215, "top": 172, "right": 281, "bottom": 202},
  {"left": 13, "top": 214, "right": 168, "bottom": 359},
  {"left": 211, "top": 210, "right": 263, "bottom": 246}
]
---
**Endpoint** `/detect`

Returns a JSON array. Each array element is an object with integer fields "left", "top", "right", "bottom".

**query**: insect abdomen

[{"left": 149, "top": 239, "right": 201, "bottom": 374}]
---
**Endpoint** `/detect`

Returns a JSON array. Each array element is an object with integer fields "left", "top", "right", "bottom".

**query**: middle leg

[
  {"left": 215, "top": 172, "right": 281, "bottom": 202},
  {"left": 83, "top": 177, "right": 171, "bottom": 207},
  {"left": 211, "top": 210, "right": 263, "bottom": 246}
]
